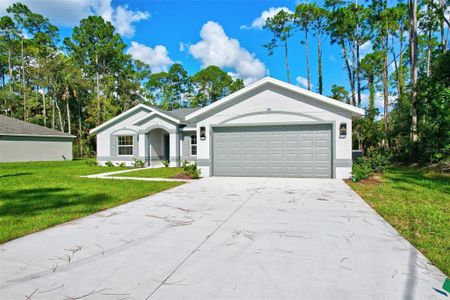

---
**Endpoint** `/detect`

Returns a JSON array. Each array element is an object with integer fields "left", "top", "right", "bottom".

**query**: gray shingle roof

[
  {"left": 0, "top": 115, "right": 75, "bottom": 137},
  {"left": 162, "top": 108, "right": 200, "bottom": 122}
]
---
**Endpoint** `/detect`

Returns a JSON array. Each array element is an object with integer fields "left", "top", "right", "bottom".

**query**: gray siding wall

[
  {"left": 181, "top": 132, "right": 197, "bottom": 161},
  {"left": 0, "top": 136, "right": 73, "bottom": 162}
]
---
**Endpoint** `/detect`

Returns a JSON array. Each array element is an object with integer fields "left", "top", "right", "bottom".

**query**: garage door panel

[{"left": 213, "top": 125, "right": 332, "bottom": 178}]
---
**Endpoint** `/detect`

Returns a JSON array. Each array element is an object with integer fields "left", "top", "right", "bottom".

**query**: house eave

[{"left": 185, "top": 77, "right": 365, "bottom": 121}]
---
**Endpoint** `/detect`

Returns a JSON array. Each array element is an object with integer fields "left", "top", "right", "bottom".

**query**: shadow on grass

[
  {"left": 0, "top": 172, "right": 32, "bottom": 179},
  {"left": 0, "top": 187, "right": 112, "bottom": 217},
  {"left": 385, "top": 169, "right": 450, "bottom": 194}
]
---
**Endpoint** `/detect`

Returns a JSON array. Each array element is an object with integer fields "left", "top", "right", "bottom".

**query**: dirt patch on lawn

[
  {"left": 171, "top": 173, "right": 194, "bottom": 180},
  {"left": 344, "top": 174, "right": 383, "bottom": 185}
]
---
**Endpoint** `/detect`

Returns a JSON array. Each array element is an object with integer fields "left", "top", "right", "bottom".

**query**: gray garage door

[{"left": 212, "top": 124, "right": 332, "bottom": 178}]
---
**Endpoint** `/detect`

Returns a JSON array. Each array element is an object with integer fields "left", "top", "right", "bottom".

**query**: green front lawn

[
  {"left": 0, "top": 160, "right": 183, "bottom": 244},
  {"left": 113, "top": 167, "right": 185, "bottom": 178},
  {"left": 347, "top": 166, "right": 450, "bottom": 276}
]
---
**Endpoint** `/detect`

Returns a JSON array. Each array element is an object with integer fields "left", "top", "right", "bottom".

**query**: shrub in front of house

[
  {"left": 181, "top": 160, "right": 190, "bottom": 168},
  {"left": 183, "top": 162, "right": 201, "bottom": 179},
  {"left": 351, "top": 158, "right": 373, "bottom": 182},
  {"left": 366, "top": 148, "right": 392, "bottom": 173},
  {"left": 105, "top": 161, "right": 115, "bottom": 167},
  {"left": 85, "top": 160, "right": 98, "bottom": 167},
  {"left": 133, "top": 158, "right": 145, "bottom": 168},
  {"left": 351, "top": 148, "right": 392, "bottom": 182},
  {"left": 162, "top": 160, "right": 170, "bottom": 168}
]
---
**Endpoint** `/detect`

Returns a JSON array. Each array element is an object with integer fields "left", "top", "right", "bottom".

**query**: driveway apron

[{"left": 0, "top": 177, "right": 446, "bottom": 299}]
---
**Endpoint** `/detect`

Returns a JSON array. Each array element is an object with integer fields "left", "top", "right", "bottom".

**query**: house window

[
  {"left": 191, "top": 135, "right": 197, "bottom": 156},
  {"left": 118, "top": 136, "right": 133, "bottom": 155}
]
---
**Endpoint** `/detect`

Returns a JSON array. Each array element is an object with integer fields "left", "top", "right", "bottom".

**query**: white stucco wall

[
  {"left": 96, "top": 108, "right": 149, "bottom": 159},
  {"left": 0, "top": 136, "right": 73, "bottom": 162},
  {"left": 191, "top": 86, "right": 354, "bottom": 179},
  {"left": 95, "top": 107, "right": 179, "bottom": 166}
]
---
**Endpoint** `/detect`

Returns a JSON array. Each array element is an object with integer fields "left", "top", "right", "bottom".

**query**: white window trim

[
  {"left": 190, "top": 134, "right": 197, "bottom": 156},
  {"left": 117, "top": 135, "right": 134, "bottom": 156}
]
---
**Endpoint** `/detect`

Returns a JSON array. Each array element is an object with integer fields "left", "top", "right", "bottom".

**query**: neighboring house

[
  {"left": 90, "top": 77, "right": 365, "bottom": 178},
  {"left": 0, "top": 115, "right": 75, "bottom": 162}
]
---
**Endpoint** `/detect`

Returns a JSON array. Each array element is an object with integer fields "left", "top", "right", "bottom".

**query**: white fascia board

[
  {"left": 180, "top": 127, "right": 197, "bottom": 131},
  {"left": 185, "top": 77, "right": 365, "bottom": 121},
  {"left": 132, "top": 111, "right": 181, "bottom": 126},
  {"left": 89, "top": 104, "right": 153, "bottom": 134}
]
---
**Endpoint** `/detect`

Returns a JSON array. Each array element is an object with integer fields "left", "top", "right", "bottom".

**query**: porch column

[
  {"left": 169, "top": 131, "right": 180, "bottom": 167},
  {"left": 138, "top": 133, "right": 147, "bottom": 164}
]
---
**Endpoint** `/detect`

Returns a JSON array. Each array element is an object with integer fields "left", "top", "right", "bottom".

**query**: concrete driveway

[{"left": 0, "top": 178, "right": 446, "bottom": 299}]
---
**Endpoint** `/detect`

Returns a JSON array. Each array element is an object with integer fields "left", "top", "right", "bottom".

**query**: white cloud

[
  {"left": 111, "top": 5, "right": 149, "bottom": 37},
  {"left": 127, "top": 42, "right": 173, "bottom": 73},
  {"left": 241, "top": 7, "right": 293, "bottom": 30},
  {"left": 360, "top": 40, "right": 373, "bottom": 58},
  {"left": 296, "top": 76, "right": 312, "bottom": 89},
  {"left": 189, "top": 21, "right": 267, "bottom": 84},
  {"left": 329, "top": 55, "right": 337, "bottom": 62},
  {"left": 358, "top": 92, "right": 393, "bottom": 113},
  {"left": 179, "top": 42, "right": 190, "bottom": 52},
  {"left": 0, "top": 0, "right": 149, "bottom": 38}
]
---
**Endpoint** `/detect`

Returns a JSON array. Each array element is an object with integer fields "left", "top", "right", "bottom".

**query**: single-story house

[
  {"left": 90, "top": 77, "right": 365, "bottom": 178},
  {"left": 0, "top": 115, "right": 75, "bottom": 162}
]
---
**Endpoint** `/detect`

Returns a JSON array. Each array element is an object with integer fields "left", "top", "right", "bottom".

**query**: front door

[{"left": 164, "top": 134, "right": 170, "bottom": 162}]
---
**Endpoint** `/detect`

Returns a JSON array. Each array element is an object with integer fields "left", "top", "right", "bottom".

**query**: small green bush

[
  {"left": 117, "top": 162, "right": 126, "bottom": 167},
  {"left": 181, "top": 160, "right": 190, "bottom": 168},
  {"left": 351, "top": 157, "right": 373, "bottom": 182},
  {"left": 85, "top": 160, "right": 98, "bottom": 167},
  {"left": 366, "top": 148, "right": 392, "bottom": 173},
  {"left": 183, "top": 162, "right": 201, "bottom": 179},
  {"left": 133, "top": 158, "right": 145, "bottom": 168},
  {"left": 162, "top": 160, "right": 170, "bottom": 168},
  {"left": 105, "top": 161, "right": 114, "bottom": 167}
]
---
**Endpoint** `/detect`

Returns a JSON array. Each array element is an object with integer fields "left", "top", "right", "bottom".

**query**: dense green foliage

[
  {"left": 351, "top": 148, "right": 392, "bottom": 181},
  {"left": 0, "top": 3, "right": 243, "bottom": 157},
  {"left": 0, "top": 2, "right": 448, "bottom": 162},
  {"left": 0, "top": 160, "right": 182, "bottom": 243},
  {"left": 183, "top": 161, "right": 202, "bottom": 179},
  {"left": 348, "top": 167, "right": 450, "bottom": 276},
  {"left": 264, "top": 1, "right": 449, "bottom": 163}
]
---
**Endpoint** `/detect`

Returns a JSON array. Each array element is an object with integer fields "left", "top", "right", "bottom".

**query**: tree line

[
  {"left": 1, "top": 1, "right": 449, "bottom": 162},
  {"left": 0, "top": 3, "right": 243, "bottom": 156},
  {"left": 263, "top": 0, "right": 449, "bottom": 162}
]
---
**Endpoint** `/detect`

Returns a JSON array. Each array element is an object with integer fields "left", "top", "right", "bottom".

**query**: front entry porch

[{"left": 138, "top": 127, "right": 180, "bottom": 167}]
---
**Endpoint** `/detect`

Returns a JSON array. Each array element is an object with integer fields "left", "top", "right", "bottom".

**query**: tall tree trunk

[
  {"left": 42, "top": 91, "right": 46, "bottom": 127},
  {"left": 65, "top": 86, "right": 71, "bottom": 135},
  {"left": 75, "top": 90, "right": 83, "bottom": 157},
  {"left": 440, "top": 0, "right": 445, "bottom": 51},
  {"left": 317, "top": 35, "right": 323, "bottom": 94},
  {"left": 382, "top": 32, "right": 389, "bottom": 138},
  {"left": 95, "top": 52, "right": 101, "bottom": 125},
  {"left": 391, "top": 35, "right": 402, "bottom": 98},
  {"left": 52, "top": 98, "right": 55, "bottom": 129},
  {"left": 8, "top": 48, "right": 12, "bottom": 93},
  {"left": 55, "top": 99, "right": 64, "bottom": 132},
  {"left": 409, "top": 0, "right": 418, "bottom": 160},
  {"left": 21, "top": 35, "right": 26, "bottom": 121},
  {"left": 284, "top": 40, "right": 291, "bottom": 83},
  {"left": 341, "top": 40, "right": 355, "bottom": 106},
  {"left": 356, "top": 0, "right": 362, "bottom": 107},
  {"left": 398, "top": 28, "right": 405, "bottom": 98},
  {"left": 426, "top": 1, "right": 432, "bottom": 77},
  {"left": 305, "top": 29, "right": 311, "bottom": 91}
]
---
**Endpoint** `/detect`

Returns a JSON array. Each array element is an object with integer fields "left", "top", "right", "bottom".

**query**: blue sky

[{"left": 0, "top": 0, "right": 376, "bottom": 108}]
